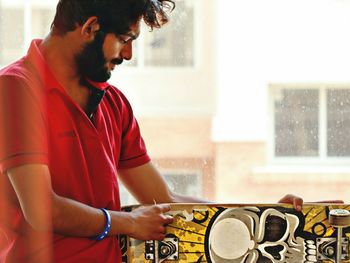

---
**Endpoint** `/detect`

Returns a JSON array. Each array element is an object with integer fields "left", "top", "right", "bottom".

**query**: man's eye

[{"left": 119, "top": 38, "right": 131, "bottom": 44}]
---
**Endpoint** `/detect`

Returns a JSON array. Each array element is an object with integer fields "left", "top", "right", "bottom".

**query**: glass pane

[
  {"left": 144, "top": 0, "right": 194, "bottom": 66},
  {"left": 119, "top": 181, "right": 137, "bottom": 205},
  {"left": 163, "top": 172, "right": 201, "bottom": 196},
  {"left": 274, "top": 89, "right": 319, "bottom": 156},
  {"left": 327, "top": 89, "right": 350, "bottom": 156},
  {"left": 31, "top": 8, "right": 55, "bottom": 38},
  {"left": 0, "top": 8, "right": 24, "bottom": 65},
  {"left": 119, "top": 172, "right": 201, "bottom": 205}
]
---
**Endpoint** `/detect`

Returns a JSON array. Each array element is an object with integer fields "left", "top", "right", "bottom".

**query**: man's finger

[
  {"left": 162, "top": 215, "right": 174, "bottom": 225},
  {"left": 278, "top": 194, "right": 303, "bottom": 211},
  {"left": 293, "top": 197, "right": 303, "bottom": 212},
  {"left": 157, "top": 204, "right": 171, "bottom": 213}
]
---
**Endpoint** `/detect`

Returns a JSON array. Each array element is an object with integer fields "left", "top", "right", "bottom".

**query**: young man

[{"left": 0, "top": 0, "right": 304, "bottom": 262}]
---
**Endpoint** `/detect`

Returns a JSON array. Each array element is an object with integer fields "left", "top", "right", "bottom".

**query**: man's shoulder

[
  {"left": 0, "top": 57, "right": 31, "bottom": 83},
  {"left": 104, "top": 84, "right": 134, "bottom": 112},
  {"left": 105, "top": 84, "right": 128, "bottom": 101},
  {"left": 0, "top": 57, "right": 45, "bottom": 99}
]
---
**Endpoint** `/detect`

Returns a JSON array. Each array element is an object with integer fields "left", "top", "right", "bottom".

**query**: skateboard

[{"left": 119, "top": 203, "right": 350, "bottom": 263}]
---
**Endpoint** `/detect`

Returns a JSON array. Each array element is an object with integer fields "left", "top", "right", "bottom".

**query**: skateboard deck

[{"left": 119, "top": 203, "right": 350, "bottom": 263}]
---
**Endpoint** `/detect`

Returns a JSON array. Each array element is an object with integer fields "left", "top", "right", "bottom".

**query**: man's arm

[{"left": 7, "top": 164, "right": 172, "bottom": 240}]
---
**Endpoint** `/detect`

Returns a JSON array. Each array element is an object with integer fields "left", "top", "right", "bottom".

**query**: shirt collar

[
  {"left": 85, "top": 78, "right": 110, "bottom": 90},
  {"left": 26, "top": 39, "right": 111, "bottom": 91}
]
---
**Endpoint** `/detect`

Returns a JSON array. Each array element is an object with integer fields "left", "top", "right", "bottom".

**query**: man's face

[{"left": 76, "top": 21, "right": 140, "bottom": 82}]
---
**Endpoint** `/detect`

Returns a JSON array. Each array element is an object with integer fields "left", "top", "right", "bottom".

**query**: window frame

[{"left": 268, "top": 83, "right": 350, "bottom": 165}]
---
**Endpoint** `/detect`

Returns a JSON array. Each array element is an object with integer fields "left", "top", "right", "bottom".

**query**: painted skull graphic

[{"left": 207, "top": 207, "right": 317, "bottom": 263}]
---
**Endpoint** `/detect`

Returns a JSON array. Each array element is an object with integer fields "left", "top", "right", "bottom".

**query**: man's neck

[
  {"left": 39, "top": 32, "right": 82, "bottom": 90},
  {"left": 39, "top": 32, "right": 92, "bottom": 112}
]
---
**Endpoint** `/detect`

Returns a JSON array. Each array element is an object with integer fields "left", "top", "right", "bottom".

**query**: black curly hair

[{"left": 52, "top": 0, "right": 175, "bottom": 35}]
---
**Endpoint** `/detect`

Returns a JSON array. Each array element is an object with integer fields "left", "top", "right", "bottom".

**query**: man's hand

[
  {"left": 128, "top": 204, "right": 174, "bottom": 241},
  {"left": 278, "top": 194, "right": 303, "bottom": 211}
]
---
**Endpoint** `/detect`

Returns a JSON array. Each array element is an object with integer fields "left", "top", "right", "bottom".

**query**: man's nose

[{"left": 121, "top": 41, "right": 133, "bottom": 61}]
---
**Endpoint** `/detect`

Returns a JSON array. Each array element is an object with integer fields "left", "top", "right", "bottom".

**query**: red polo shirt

[{"left": 0, "top": 40, "right": 150, "bottom": 262}]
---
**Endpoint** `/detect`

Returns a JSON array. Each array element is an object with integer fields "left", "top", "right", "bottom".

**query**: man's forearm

[
  {"left": 7, "top": 164, "right": 135, "bottom": 239},
  {"left": 52, "top": 193, "right": 135, "bottom": 237},
  {"left": 53, "top": 195, "right": 174, "bottom": 241}
]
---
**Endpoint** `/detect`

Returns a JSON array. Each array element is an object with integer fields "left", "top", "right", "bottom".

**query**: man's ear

[{"left": 81, "top": 16, "right": 100, "bottom": 40}]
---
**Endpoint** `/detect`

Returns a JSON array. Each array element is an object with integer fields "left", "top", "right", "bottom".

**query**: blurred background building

[{"left": 1, "top": 0, "right": 350, "bottom": 204}]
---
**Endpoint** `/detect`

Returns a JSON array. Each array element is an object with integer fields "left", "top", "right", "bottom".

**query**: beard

[{"left": 75, "top": 31, "right": 123, "bottom": 83}]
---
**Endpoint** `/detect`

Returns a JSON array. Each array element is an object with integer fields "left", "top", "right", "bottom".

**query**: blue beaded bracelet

[{"left": 92, "top": 208, "right": 111, "bottom": 241}]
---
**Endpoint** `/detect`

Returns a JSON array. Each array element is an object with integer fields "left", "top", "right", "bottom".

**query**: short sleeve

[
  {"left": 0, "top": 76, "right": 48, "bottom": 173},
  {"left": 117, "top": 91, "right": 150, "bottom": 169}
]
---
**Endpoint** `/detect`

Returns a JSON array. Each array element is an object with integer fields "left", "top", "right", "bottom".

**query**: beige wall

[{"left": 139, "top": 117, "right": 213, "bottom": 158}]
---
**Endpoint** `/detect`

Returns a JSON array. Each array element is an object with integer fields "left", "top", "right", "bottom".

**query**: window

[
  {"left": 143, "top": 0, "right": 194, "bottom": 67},
  {"left": 119, "top": 171, "right": 202, "bottom": 205},
  {"left": 327, "top": 89, "right": 350, "bottom": 156},
  {"left": 0, "top": 7, "right": 24, "bottom": 65},
  {"left": 31, "top": 8, "right": 55, "bottom": 38},
  {"left": 125, "top": 0, "right": 195, "bottom": 68},
  {"left": 274, "top": 89, "right": 319, "bottom": 157},
  {"left": 0, "top": 2, "right": 56, "bottom": 66},
  {"left": 163, "top": 171, "right": 202, "bottom": 196},
  {"left": 271, "top": 85, "right": 350, "bottom": 162}
]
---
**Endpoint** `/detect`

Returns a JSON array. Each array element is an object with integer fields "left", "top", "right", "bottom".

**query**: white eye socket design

[{"left": 210, "top": 218, "right": 254, "bottom": 260}]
